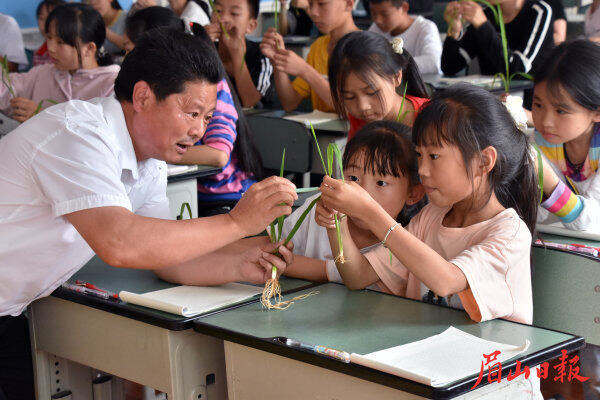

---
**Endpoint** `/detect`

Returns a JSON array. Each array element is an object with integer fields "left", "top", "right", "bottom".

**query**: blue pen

[{"left": 285, "top": 338, "right": 350, "bottom": 363}]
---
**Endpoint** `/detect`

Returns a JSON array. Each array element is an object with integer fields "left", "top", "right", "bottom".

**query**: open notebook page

[
  {"left": 282, "top": 110, "right": 339, "bottom": 126},
  {"left": 350, "top": 326, "right": 530, "bottom": 387},
  {"left": 119, "top": 283, "right": 262, "bottom": 317}
]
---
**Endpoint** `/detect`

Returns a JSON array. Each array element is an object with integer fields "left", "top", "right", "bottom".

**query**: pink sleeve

[
  {"left": 0, "top": 67, "right": 40, "bottom": 114},
  {"left": 453, "top": 216, "right": 533, "bottom": 324},
  {"left": 364, "top": 244, "right": 409, "bottom": 296},
  {"left": 202, "top": 79, "right": 238, "bottom": 155}
]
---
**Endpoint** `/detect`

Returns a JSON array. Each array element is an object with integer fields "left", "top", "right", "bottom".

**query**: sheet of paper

[
  {"left": 166, "top": 164, "right": 199, "bottom": 176},
  {"left": 537, "top": 214, "right": 600, "bottom": 241},
  {"left": 120, "top": 283, "right": 262, "bottom": 317},
  {"left": 350, "top": 326, "right": 530, "bottom": 387},
  {"left": 282, "top": 110, "right": 339, "bottom": 126}
]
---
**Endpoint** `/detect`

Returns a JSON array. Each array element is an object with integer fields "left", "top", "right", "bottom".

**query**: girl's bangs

[{"left": 412, "top": 99, "right": 463, "bottom": 148}]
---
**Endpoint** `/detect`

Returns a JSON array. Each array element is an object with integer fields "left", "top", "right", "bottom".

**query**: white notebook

[
  {"left": 350, "top": 327, "right": 530, "bottom": 387},
  {"left": 537, "top": 221, "right": 600, "bottom": 241},
  {"left": 283, "top": 110, "right": 339, "bottom": 126},
  {"left": 119, "top": 283, "right": 262, "bottom": 317}
]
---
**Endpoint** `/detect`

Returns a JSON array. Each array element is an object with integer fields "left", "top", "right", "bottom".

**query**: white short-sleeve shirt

[{"left": 0, "top": 96, "right": 170, "bottom": 316}]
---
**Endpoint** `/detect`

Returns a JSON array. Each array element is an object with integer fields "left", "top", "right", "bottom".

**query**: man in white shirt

[
  {"left": 0, "top": 29, "right": 294, "bottom": 400},
  {"left": 368, "top": 0, "right": 442, "bottom": 75},
  {"left": 0, "top": 13, "right": 28, "bottom": 71}
]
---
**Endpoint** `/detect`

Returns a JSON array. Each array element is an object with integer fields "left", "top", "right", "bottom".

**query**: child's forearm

[
  {"left": 366, "top": 208, "right": 468, "bottom": 297},
  {"left": 176, "top": 145, "right": 229, "bottom": 167},
  {"left": 233, "top": 64, "right": 263, "bottom": 108},
  {"left": 283, "top": 254, "right": 328, "bottom": 281},
  {"left": 106, "top": 30, "right": 126, "bottom": 50},
  {"left": 328, "top": 220, "right": 379, "bottom": 290},
  {"left": 297, "top": 65, "right": 333, "bottom": 109},
  {"left": 274, "top": 70, "right": 303, "bottom": 111}
]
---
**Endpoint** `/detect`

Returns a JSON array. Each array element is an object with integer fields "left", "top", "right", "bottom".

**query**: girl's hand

[
  {"left": 319, "top": 176, "right": 378, "bottom": 226},
  {"left": 10, "top": 97, "right": 38, "bottom": 122},
  {"left": 239, "top": 240, "right": 294, "bottom": 283},
  {"left": 205, "top": 23, "right": 222, "bottom": 42},
  {"left": 272, "top": 47, "right": 307, "bottom": 76},
  {"left": 260, "top": 28, "right": 285, "bottom": 60},
  {"left": 444, "top": 2, "right": 463, "bottom": 38},
  {"left": 314, "top": 199, "right": 338, "bottom": 229},
  {"left": 459, "top": 1, "right": 487, "bottom": 29}
]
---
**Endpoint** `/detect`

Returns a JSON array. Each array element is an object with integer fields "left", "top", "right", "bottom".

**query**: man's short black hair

[{"left": 114, "top": 28, "right": 223, "bottom": 103}]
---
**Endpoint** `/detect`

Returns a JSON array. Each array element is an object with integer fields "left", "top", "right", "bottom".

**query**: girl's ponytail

[
  {"left": 399, "top": 49, "right": 429, "bottom": 100},
  {"left": 495, "top": 132, "right": 540, "bottom": 234}
]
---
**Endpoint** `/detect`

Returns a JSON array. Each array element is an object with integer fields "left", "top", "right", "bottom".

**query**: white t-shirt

[
  {"left": 364, "top": 204, "right": 533, "bottom": 324},
  {"left": 0, "top": 96, "right": 170, "bottom": 316},
  {"left": 0, "top": 13, "right": 28, "bottom": 66},
  {"left": 279, "top": 193, "right": 382, "bottom": 290},
  {"left": 369, "top": 16, "right": 442, "bottom": 75}
]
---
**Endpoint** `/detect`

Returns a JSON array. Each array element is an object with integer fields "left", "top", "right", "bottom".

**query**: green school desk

[
  {"left": 533, "top": 233, "right": 600, "bottom": 346},
  {"left": 194, "top": 283, "right": 584, "bottom": 400},
  {"left": 28, "top": 256, "right": 315, "bottom": 400}
]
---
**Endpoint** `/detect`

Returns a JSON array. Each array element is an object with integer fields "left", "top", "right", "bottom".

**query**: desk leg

[
  {"left": 29, "top": 297, "right": 227, "bottom": 400},
  {"left": 224, "top": 342, "right": 543, "bottom": 400}
]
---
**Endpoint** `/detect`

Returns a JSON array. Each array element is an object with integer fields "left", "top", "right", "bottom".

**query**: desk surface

[
  {"left": 167, "top": 164, "right": 222, "bottom": 183},
  {"left": 423, "top": 74, "right": 533, "bottom": 94},
  {"left": 248, "top": 109, "right": 348, "bottom": 135},
  {"left": 194, "top": 283, "right": 583, "bottom": 399},
  {"left": 54, "top": 256, "right": 316, "bottom": 331}
]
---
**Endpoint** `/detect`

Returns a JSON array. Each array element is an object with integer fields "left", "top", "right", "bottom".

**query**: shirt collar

[{"left": 102, "top": 96, "right": 140, "bottom": 180}]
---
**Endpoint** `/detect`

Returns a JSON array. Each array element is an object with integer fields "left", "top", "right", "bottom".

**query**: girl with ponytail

[
  {"left": 318, "top": 84, "right": 538, "bottom": 326},
  {"left": 328, "top": 30, "right": 429, "bottom": 140},
  {"left": 1, "top": 3, "right": 119, "bottom": 122}
]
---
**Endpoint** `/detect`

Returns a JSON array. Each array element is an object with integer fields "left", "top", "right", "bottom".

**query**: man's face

[{"left": 131, "top": 80, "right": 218, "bottom": 163}]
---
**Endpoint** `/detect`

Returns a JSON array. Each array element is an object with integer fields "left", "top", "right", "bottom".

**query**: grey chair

[{"left": 0, "top": 113, "right": 20, "bottom": 138}]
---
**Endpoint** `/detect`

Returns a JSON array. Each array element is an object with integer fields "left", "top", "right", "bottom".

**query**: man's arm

[{"left": 66, "top": 176, "right": 297, "bottom": 269}]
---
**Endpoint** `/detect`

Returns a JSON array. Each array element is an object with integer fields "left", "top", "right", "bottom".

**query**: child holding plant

[
  {"left": 281, "top": 121, "right": 426, "bottom": 286},
  {"left": 368, "top": 0, "right": 442, "bottom": 75},
  {"left": 33, "top": 0, "right": 66, "bottom": 66},
  {"left": 441, "top": 0, "right": 553, "bottom": 107},
  {"left": 328, "top": 30, "right": 429, "bottom": 140},
  {"left": 207, "top": 0, "right": 275, "bottom": 108},
  {"left": 0, "top": 4, "right": 118, "bottom": 122},
  {"left": 319, "top": 84, "right": 538, "bottom": 325},
  {"left": 260, "top": 0, "right": 359, "bottom": 112}
]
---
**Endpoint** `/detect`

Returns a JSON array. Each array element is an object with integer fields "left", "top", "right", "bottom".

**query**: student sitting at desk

[
  {"left": 0, "top": 4, "right": 119, "bottom": 122},
  {"left": 368, "top": 0, "right": 442, "bottom": 75},
  {"left": 319, "top": 84, "right": 538, "bottom": 325},
  {"left": 33, "top": 0, "right": 66, "bottom": 66},
  {"left": 328, "top": 31, "right": 429, "bottom": 140},
  {"left": 89, "top": 0, "right": 128, "bottom": 56},
  {"left": 532, "top": 41, "right": 600, "bottom": 233},
  {"left": 0, "top": 29, "right": 295, "bottom": 400},
  {"left": 277, "top": 0, "right": 315, "bottom": 37},
  {"left": 260, "top": 0, "right": 360, "bottom": 112},
  {"left": 205, "top": 0, "right": 276, "bottom": 108},
  {"left": 441, "top": 0, "right": 553, "bottom": 107}
]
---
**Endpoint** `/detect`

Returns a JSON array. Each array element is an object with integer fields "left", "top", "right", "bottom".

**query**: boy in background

[
  {"left": 260, "top": 0, "right": 359, "bottom": 112},
  {"left": 206, "top": 0, "right": 275, "bottom": 108},
  {"left": 369, "top": 0, "right": 441, "bottom": 75}
]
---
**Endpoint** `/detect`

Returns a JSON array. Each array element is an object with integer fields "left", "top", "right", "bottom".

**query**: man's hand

[
  {"left": 229, "top": 176, "right": 297, "bottom": 237},
  {"left": 10, "top": 97, "right": 38, "bottom": 122},
  {"left": 238, "top": 240, "right": 294, "bottom": 283}
]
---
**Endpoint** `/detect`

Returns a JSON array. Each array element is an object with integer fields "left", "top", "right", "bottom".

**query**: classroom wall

[{"left": 0, "top": 0, "right": 133, "bottom": 29}]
